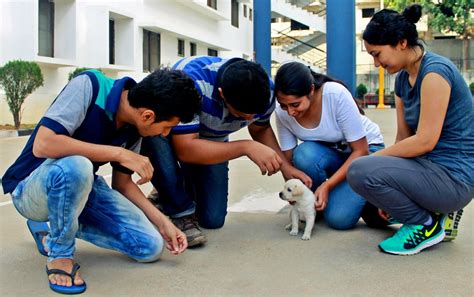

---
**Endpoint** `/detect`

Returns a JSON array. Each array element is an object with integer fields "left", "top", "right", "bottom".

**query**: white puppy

[{"left": 279, "top": 179, "right": 316, "bottom": 240}]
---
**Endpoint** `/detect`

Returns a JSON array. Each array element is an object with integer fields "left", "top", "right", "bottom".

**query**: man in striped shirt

[{"left": 142, "top": 56, "right": 311, "bottom": 247}]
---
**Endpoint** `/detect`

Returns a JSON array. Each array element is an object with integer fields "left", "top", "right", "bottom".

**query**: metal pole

[
  {"left": 327, "top": 0, "right": 356, "bottom": 96},
  {"left": 253, "top": 0, "right": 271, "bottom": 75},
  {"left": 377, "top": 0, "right": 386, "bottom": 108},
  {"left": 377, "top": 66, "right": 386, "bottom": 108}
]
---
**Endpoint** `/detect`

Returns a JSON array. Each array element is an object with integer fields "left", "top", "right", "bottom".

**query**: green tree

[
  {"left": 356, "top": 83, "right": 368, "bottom": 99},
  {"left": 68, "top": 67, "right": 103, "bottom": 81},
  {"left": 385, "top": 0, "right": 473, "bottom": 73},
  {"left": 0, "top": 60, "right": 44, "bottom": 129},
  {"left": 384, "top": 0, "right": 417, "bottom": 11}
]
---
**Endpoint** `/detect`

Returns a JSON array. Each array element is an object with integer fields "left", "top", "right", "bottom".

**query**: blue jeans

[
  {"left": 142, "top": 136, "right": 229, "bottom": 229},
  {"left": 11, "top": 156, "right": 163, "bottom": 263},
  {"left": 292, "top": 141, "right": 384, "bottom": 230}
]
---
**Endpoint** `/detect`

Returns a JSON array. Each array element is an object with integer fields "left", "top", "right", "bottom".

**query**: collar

[{"left": 106, "top": 77, "right": 137, "bottom": 114}]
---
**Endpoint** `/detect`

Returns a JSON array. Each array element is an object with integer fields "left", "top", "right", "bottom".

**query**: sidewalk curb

[{"left": 0, "top": 129, "right": 34, "bottom": 139}]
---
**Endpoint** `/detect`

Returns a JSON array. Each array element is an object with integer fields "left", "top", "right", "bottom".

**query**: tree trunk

[{"left": 13, "top": 111, "right": 20, "bottom": 130}]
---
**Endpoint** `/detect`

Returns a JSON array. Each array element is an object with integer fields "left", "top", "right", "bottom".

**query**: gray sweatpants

[{"left": 347, "top": 156, "right": 473, "bottom": 225}]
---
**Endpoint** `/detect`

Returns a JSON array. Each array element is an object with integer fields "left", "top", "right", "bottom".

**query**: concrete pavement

[{"left": 0, "top": 109, "right": 472, "bottom": 296}]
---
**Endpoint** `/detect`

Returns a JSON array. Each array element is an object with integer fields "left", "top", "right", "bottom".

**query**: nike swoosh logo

[{"left": 425, "top": 221, "right": 438, "bottom": 237}]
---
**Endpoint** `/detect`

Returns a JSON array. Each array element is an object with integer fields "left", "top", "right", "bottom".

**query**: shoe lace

[{"left": 396, "top": 224, "right": 423, "bottom": 245}]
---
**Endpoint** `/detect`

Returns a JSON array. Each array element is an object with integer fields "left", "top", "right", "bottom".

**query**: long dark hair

[
  {"left": 274, "top": 62, "right": 364, "bottom": 114},
  {"left": 363, "top": 4, "right": 424, "bottom": 51}
]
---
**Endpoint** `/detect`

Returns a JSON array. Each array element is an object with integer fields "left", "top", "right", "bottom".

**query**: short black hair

[
  {"left": 219, "top": 60, "right": 270, "bottom": 114},
  {"left": 128, "top": 69, "right": 201, "bottom": 123},
  {"left": 363, "top": 4, "right": 423, "bottom": 50}
]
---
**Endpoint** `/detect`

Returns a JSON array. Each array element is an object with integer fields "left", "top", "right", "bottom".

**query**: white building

[
  {"left": 0, "top": 0, "right": 255, "bottom": 125},
  {"left": 0, "top": 0, "right": 327, "bottom": 126}
]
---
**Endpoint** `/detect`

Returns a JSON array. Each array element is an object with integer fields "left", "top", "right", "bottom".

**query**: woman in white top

[{"left": 274, "top": 62, "right": 384, "bottom": 229}]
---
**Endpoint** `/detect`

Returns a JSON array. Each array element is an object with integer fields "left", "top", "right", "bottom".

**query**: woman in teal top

[{"left": 347, "top": 4, "right": 473, "bottom": 255}]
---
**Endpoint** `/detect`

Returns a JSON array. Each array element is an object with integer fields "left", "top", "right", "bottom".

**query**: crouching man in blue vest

[{"left": 1, "top": 69, "right": 201, "bottom": 294}]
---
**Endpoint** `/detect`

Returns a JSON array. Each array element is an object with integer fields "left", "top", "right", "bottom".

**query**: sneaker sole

[
  {"left": 443, "top": 209, "right": 463, "bottom": 242},
  {"left": 378, "top": 231, "right": 445, "bottom": 256},
  {"left": 187, "top": 235, "right": 207, "bottom": 247}
]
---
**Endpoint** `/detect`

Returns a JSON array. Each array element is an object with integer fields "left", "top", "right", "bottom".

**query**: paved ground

[{"left": 0, "top": 109, "right": 472, "bottom": 296}]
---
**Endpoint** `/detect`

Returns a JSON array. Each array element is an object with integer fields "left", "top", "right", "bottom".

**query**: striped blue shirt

[{"left": 172, "top": 56, "right": 275, "bottom": 141}]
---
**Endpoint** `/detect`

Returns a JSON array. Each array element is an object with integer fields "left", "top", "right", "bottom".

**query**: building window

[
  {"left": 38, "top": 0, "right": 54, "bottom": 57},
  {"left": 190, "top": 42, "right": 197, "bottom": 56},
  {"left": 243, "top": 5, "right": 247, "bottom": 18},
  {"left": 208, "top": 48, "right": 218, "bottom": 57},
  {"left": 231, "top": 0, "right": 239, "bottom": 28},
  {"left": 249, "top": 8, "right": 253, "bottom": 21},
  {"left": 178, "top": 39, "right": 185, "bottom": 57},
  {"left": 362, "top": 8, "right": 375, "bottom": 18},
  {"left": 109, "top": 19, "right": 115, "bottom": 64},
  {"left": 207, "top": 0, "right": 217, "bottom": 10},
  {"left": 143, "top": 29, "right": 161, "bottom": 72}
]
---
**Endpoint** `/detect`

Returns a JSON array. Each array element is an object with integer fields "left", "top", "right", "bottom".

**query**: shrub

[
  {"left": 0, "top": 60, "right": 44, "bottom": 129},
  {"left": 469, "top": 82, "right": 474, "bottom": 94},
  {"left": 356, "top": 83, "right": 368, "bottom": 99},
  {"left": 68, "top": 67, "right": 103, "bottom": 81}
]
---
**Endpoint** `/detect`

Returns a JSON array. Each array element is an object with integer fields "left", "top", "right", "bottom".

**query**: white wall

[
  {"left": 0, "top": 0, "right": 37, "bottom": 64},
  {"left": 0, "top": 0, "right": 255, "bottom": 125},
  {"left": 55, "top": 0, "right": 77, "bottom": 60}
]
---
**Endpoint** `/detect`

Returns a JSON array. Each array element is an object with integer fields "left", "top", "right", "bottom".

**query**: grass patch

[{"left": 0, "top": 123, "right": 37, "bottom": 130}]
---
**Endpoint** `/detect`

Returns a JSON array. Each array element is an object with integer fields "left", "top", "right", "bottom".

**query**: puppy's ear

[{"left": 292, "top": 184, "right": 304, "bottom": 196}]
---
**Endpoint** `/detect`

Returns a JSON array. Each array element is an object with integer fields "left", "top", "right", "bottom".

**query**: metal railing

[{"left": 272, "top": 27, "right": 327, "bottom": 69}]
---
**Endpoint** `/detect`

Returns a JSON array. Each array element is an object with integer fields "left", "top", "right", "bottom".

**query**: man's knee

[
  {"left": 53, "top": 156, "right": 94, "bottom": 188},
  {"left": 198, "top": 211, "right": 226, "bottom": 229},
  {"left": 134, "top": 231, "right": 164, "bottom": 263}
]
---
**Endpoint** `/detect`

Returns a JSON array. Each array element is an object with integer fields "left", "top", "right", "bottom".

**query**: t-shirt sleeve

[
  {"left": 41, "top": 75, "right": 93, "bottom": 135},
  {"left": 423, "top": 62, "right": 454, "bottom": 89},
  {"left": 334, "top": 86, "right": 367, "bottom": 143},
  {"left": 171, "top": 115, "right": 200, "bottom": 135},
  {"left": 275, "top": 107, "right": 298, "bottom": 151}
]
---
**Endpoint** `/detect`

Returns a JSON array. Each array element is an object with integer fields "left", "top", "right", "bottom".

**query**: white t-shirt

[{"left": 275, "top": 82, "right": 384, "bottom": 151}]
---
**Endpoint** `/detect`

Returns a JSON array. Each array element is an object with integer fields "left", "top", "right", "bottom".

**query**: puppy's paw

[
  {"left": 289, "top": 230, "right": 299, "bottom": 236},
  {"left": 301, "top": 234, "right": 311, "bottom": 240},
  {"left": 285, "top": 223, "right": 292, "bottom": 230}
]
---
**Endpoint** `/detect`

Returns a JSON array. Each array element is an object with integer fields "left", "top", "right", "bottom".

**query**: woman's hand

[{"left": 314, "top": 181, "right": 330, "bottom": 211}]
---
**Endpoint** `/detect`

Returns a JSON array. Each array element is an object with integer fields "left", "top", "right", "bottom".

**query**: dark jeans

[
  {"left": 347, "top": 156, "right": 473, "bottom": 225},
  {"left": 141, "top": 136, "right": 229, "bottom": 229}
]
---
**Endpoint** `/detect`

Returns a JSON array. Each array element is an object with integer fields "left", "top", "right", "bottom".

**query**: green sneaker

[
  {"left": 442, "top": 209, "right": 463, "bottom": 242},
  {"left": 378, "top": 216, "right": 445, "bottom": 255}
]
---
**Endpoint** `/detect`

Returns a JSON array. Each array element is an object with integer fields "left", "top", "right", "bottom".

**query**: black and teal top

[{"left": 2, "top": 70, "right": 141, "bottom": 194}]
